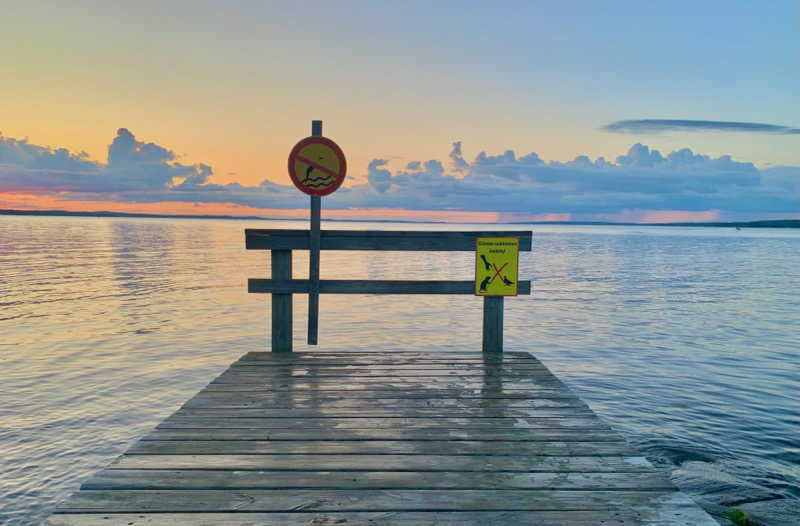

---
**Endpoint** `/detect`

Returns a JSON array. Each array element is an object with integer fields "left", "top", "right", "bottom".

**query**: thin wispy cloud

[
  {"left": 603, "top": 119, "right": 800, "bottom": 135},
  {"left": 1, "top": 130, "right": 798, "bottom": 218}
]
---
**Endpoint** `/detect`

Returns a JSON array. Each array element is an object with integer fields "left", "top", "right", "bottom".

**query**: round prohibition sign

[{"left": 288, "top": 136, "right": 347, "bottom": 196}]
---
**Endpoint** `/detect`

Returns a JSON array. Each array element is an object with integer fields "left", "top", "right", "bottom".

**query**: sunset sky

[{"left": 1, "top": 1, "right": 797, "bottom": 222}]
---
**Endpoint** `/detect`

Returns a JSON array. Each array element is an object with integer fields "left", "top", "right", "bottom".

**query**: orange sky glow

[
  {"left": 2, "top": 192, "right": 730, "bottom": 224},
  {"left": 0, "top": 192, "right": 506, "bottom": 222}
]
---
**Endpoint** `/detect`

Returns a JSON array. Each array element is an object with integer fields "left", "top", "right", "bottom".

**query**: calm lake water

[{"left": 1, "top": 215, "right": 798, "bottom": 525}]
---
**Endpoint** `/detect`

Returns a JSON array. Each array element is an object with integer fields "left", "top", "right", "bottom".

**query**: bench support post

[
  {"left": 271, "top": 250, "right": 292, "bottom": 352},
  {"left": 482, "top": 296, "right": 503, "bottom": 353}
]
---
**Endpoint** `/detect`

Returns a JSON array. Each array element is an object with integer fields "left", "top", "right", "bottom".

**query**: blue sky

[{"left": 0, "top": 1, "right": 797, "bottom": 221}]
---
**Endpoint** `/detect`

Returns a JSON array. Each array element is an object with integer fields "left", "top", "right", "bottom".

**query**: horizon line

[{"left": 2, "top": 208, "right": 797, "bottom": 228}]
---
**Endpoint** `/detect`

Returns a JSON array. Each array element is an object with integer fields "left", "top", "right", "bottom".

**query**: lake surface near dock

[{"left": 1, "top": 215, "right": 798, "bottom": 525}]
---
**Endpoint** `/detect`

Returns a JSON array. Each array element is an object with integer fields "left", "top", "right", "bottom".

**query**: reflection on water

[
  {"left": 110, "top": 221, "right": 178, "bottom": 335},
  {"left": 110, "top": 221, "right": 176, "bottom": 292},
  {"left": 481, "top": 351, "right": 503, "bottom": 398},
  {"left": 0, "top": 216, "right": 798, "bottom": 525}
]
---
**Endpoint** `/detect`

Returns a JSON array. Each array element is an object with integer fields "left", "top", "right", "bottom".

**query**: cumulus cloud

[
  {"left": 328, "top": 142, "right": 795, "bottom": 216},
  {"left": 1, "top": 129, "right": 797, "bottom": 218},
  {"left": 449, "top": 141, "right": 469, "bottom": 172},
  {"left": 0, "top": 129, "right": 216, "bottom": 194},
  {"left": 366, "top": 159, "right": 392, "bottom": 193},
  {"left": 0, "top": 129, "right": 306, "bottom": 208},
  {"left": 603, "top": 119, "right": 800, "bottom": 135}
]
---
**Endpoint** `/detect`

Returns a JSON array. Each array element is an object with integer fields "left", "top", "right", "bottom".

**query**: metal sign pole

[
  {"left": 287, "top": 120, "right": 344, "bottom": 346},
  {"left": 307, "top": 120, "right": 322, "bottom": 344}
]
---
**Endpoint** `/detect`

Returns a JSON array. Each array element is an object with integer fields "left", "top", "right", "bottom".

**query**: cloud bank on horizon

[
  {"left": 604, "top": 119, "right": 800, "bottom": 135},
  {"left": 1, "top": 128, "right": 797, "bottom": 220}
]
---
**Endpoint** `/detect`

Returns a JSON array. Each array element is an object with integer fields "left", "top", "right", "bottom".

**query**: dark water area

[{"left": 1, "top": 216, "right": 798, "bottom": 525}]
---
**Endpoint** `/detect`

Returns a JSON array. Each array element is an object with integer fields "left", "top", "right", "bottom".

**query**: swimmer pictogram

[
  {"left": 299, "top": 154, "right": 337, "bottom": 188},
  {"left": 288, "top": 136, "right": 347, "bottom": 196}
]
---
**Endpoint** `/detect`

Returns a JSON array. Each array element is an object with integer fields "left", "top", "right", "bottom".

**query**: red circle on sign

[{"left": 287, "top": 136, "right": 347, "bottom": 196}]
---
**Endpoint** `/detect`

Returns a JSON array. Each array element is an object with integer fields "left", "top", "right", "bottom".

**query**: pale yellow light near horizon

[{"left": 1, "top": 100, "right": 580, "bottom": 189}]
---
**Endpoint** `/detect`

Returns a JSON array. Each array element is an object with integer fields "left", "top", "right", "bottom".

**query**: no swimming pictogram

[
  {"left": 288, "top": 136, "right": 347, "bottom": 196},
  {"left": 475, "top": 237, "right": 519, "bottom": 296}
]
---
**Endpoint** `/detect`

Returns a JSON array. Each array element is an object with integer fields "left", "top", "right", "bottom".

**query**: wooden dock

[{"left": 46, "top": 350, "right": 718, "bottom": 525}]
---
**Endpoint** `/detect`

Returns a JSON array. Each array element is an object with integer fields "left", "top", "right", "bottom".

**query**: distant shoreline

[{"left": 1, "top": 208, "right": 797, "bottom": 228}]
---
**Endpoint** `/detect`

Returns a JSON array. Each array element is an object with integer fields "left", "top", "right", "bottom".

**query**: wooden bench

[{"left": 246, "top": 229, "right": 532, "bottom": 352}]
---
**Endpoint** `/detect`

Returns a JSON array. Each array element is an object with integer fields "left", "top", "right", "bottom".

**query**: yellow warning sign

[
  {"left": 475, "top": 237, "right": 519, "bottom": 296},
  {"left": 288, "top": 136, "right": 347, "bottom": 196}
]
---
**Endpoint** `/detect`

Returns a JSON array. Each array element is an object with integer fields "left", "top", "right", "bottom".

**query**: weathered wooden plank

[
  {"left": 221, "top": 366, "right": 551, "bottom": 376},
  {"left": 45, "top": 507, "right": 721, "bottom": 526},
  {"left": 157, "top": 415, "right": 601, "bottom": 429},
  {"left": 183, "top": 394, "right": 580, "bottom": 405},
  {"left": 212, "top": 374, "right": 563, "bottom": 384},
  {"left": 143, "top": 428, "right": 624, "bottom": 442},
  {"left": 245, "top": 230, "right": 533, "bottom": 252},
  {"left": 221, "top": 370, "right": 551, "bottom": 379},
  {"left": 248, "top": 278, "right": 532, "bottom": 295},
  {"left": 197, "top": 387, "right": 570, "bottom": 398},
  {"left": 213, "top": 376, "right": 555, "bottom": 385},
  {"left": 228, "top": 361, "right": 547, "bottom": 370},
  {"left": 233, "top": 355, "right": 537, "bottom": 363},
  {"left": 56, "top": 488, "right": 687, "bottom": 512},
  {"left": 206, "top": 383, "right": 567, "bottom": 392},
  {"left": 127, "top": 439, "right": 633, "bottom": 456},
  {"left": 223, "top": 365, "right": 549, "bottom": 375},
  {"left": 218, "top": 371, "right": 552, "bottom": 380},
  {"left": 212, "top": 377, "right": 555, "bottom": 388},
  {"left": 232, "top": 361, "right": 539, "bottom": 368},
  {"left": 173, "top": 409, "right": 587, "bottom": 419},
  {"left": 83, "top": 469, "right": 671, "bottom": 490},
  {"left": 109, "top": 454, "right": 653, "bottom": 472},
  {"left": 180, "top": 404, "right": 588, "bottom": 420},
  {"left": 199, "top": 386, "right": 571, "bottom": 396},
  {"left": 238, "top": 351, "right": 533, "bottom": 358},
  {"left": 270, "top": 250, "right": 292, "bottom": 352},
  {"left": 185, "top": 392, "right": 577, "bottom": 404},
  {"left": 209, "top": 377, "right": 567, "bottom": 387},
  {"left": 241, "top": 349, "right": 532, "bottom": 356},
  {"left": 180, "top": 396, "right": 583, "bottom": 409},
  {"left": 483, "top": 296, "right": 503, "bottom": 352},
  {"left": 231, "top": 360, "right": 536, "bottom": 368},
  {"left": 231, "top": 357, "right": 540, "bottom": 366},
  {"left": 234, "top": 349, "right": 541, "bottom": 365},
  {"left": 236, "top": 351, "right": 533, "bottom": 359},
  {"left": 193, "top": 386, "right": 576, "bottom": 398},
  {"left": 177, "top": 402, "right": 585, "bottom": 415}
]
